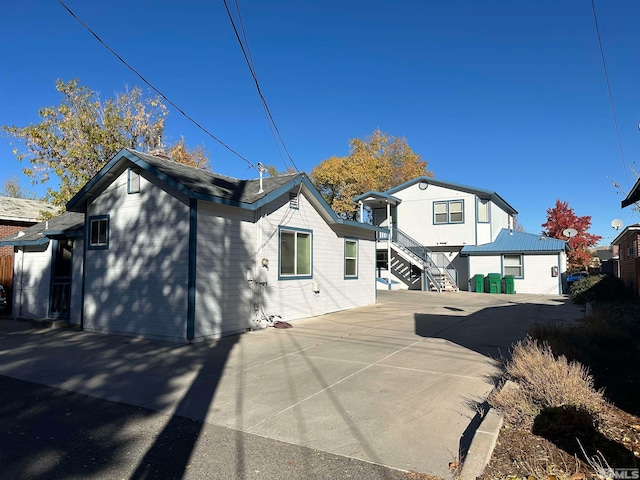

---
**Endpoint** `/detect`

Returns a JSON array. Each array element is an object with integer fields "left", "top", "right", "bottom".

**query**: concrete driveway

[{"left": 0, "top": 290, "right": 582, "bottom": 477}]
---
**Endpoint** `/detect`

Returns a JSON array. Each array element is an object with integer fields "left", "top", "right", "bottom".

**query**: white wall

[
  {"left": 83, "top": 169, "right": 190, "bottom": 342},
  {"left": 393, "top": 183, "right": 511, "bottom": 249},
  {"left": 13, "top": 244, "right": 51, "bottom": 319},
  {"left": 468, "top": 253, "right": 564, "bottom": 295}
]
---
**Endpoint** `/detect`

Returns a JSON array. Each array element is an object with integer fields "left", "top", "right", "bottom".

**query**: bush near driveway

[
  {"left": 569, "top": 274, "right": 628, "bottom": 305},
  {"left": 482, "top": 302, "right": 640, "bottom": 480}
]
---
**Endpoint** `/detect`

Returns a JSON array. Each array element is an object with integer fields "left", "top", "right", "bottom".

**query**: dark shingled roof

[
  {"left": 0, "top": 211, "right": 84, "bottom": 246},
  {"left": 124, "top": 149, "right": 301, "bottom": 204}
]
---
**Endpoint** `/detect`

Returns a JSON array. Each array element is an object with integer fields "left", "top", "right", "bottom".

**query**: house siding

[
  {"left": 489, "top": 205, "right": 509, "bottom": 242},
  {"left": 260, "top": 190, "right": 376, "bottom": 323},
  {"left": 394, "top": 183, "right": 477, "bottom": 247},
  {"left": 194, "top": 202, "right": 256, "bottom": 339},
  {"left": 468, "top": 253, "right": 564, "bottom": 295},
  {"left": 69, "top": 237, "right": 83, "bottom": 325},
  {"left": 83, "top": 170, "right": 190, "bottom": 342},
  {"left": 13, "top": 244, "right": 51, "bottom": 319}
]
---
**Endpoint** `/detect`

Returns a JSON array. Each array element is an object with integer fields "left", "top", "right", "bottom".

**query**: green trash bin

[
  {"left": 504, "top": 275, "right": 515, "bottom": 294},
  {"left": 473, "top": 274, "right": 485, "bottom": 293},
  {"left": 488, "top": 273, "right": 501, "bottom": 294}
]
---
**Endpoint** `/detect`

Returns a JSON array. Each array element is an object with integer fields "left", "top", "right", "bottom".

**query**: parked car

[
  {"left": 566, "top": 271, "right": 589, "bottom": 287},
  {"left": 0, "top": 285, "right": 6, "bottom": 312}
]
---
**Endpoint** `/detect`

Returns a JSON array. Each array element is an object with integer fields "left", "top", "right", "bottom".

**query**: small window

[
  {"left": 477, "top": 199, "right": 489, "bottom": 223},
  {"left": 503, "top": 254, "right": 523, "bottom": 277},
  {"left": 128, "top": 168, "right": 140, "bottom": 194},
  {"left": 433, "top": 200, "right": 464, "bottom": 224},
  {"left": 279, "top": 228, "right": 312, "bottom": 278},
  {"left": 344, "top": 239, "right": 358, "bottom": 278},
  {"left": 376, "top": 250, "right": 388, "bottom": 269},
  {"left": 88, "top": 216, "right": 109, "bottom": 250}
]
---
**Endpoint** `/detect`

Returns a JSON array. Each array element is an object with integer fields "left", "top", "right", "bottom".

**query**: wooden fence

[{"left": 0, "top": 255, "right": 14, "bottom": 312}]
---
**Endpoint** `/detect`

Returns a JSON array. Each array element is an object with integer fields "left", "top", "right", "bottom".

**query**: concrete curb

[{"left": 459, "top": 408, "right": 503, "bottom": 480}]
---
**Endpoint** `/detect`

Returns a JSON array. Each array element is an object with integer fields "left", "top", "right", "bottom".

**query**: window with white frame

[
  {"left": 279, "top": 228, "right": 312, "bottom": 278},
  {"left": 89, "top": 216, "right": 109, "bottom": 249},
  {"left": 344, "top": 239, "right": 358, "bottom": 278},
  {"left": 128, "top": 168, "right": 140, "bottom": 194},
  {"left": 477, "top": 198, "right": 489, "bottom": 223},
  {"left": 503, "top": 254, "right": 523, "bottom": 277},
  {"left": 433, "top": 200, "right": 464, "bottom": 224}
]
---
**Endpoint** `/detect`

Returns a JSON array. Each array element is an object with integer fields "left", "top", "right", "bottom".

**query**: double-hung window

[
  {"left": 88, "top": 215, "right": 109, "bottom": 250},
  {"left": 279, "top": 227, "right": 312, "bottom": 278},
  {"left": 344, "top": 239, "right": 358, "bottom": 279},
  {"left": 503, "top": 254, "right": 523, "bottom": 277},
  {"left": 433, "top": 200, "right": 464, "bottom": 224}
]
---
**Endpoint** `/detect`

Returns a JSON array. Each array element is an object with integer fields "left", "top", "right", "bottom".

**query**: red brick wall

[
  {"left": 618, "top": 231, "right": 640, "bottom": 298},
  {"left": 0, "top": 221, "right": 33, "bottom": 257}
]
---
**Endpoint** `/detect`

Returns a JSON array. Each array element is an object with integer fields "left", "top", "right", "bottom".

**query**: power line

[
  {"left": 57, "top": 0, "right": 256, "bottom": 171},
  {"left": 591, "top": 0, "right": 630, "bottom": 189},
  {"left": 223, "top": 0, "right": 300, "bottom": 173}
]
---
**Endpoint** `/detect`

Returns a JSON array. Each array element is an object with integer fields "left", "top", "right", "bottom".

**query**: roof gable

[
  {"left": 461, "top": 229, "right": 567, "bottom": 254},
  {"left": 66, "top": 148, "right": 382, "bottom": 234},
  {"left": 384, "top": 176, "right": 518, "bottom": 215}
]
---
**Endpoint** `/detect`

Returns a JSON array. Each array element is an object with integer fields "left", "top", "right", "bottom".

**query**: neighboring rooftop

[
  {"left": 461, "top": 229, "right": 567, "bottom": 254},
  {"left": 0, "top": 211, "right": 84, "bottom": 246},
  {"left": 0, "top": 196, "right": 59, "bottom": 223}
]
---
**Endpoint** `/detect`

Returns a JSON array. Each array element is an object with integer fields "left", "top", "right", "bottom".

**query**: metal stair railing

[
  {"left": 390, "top": 228, "right": 446, "bottom": 292},
  {"left": 430, "top": 252, "right": 459, "bottom": 290}
]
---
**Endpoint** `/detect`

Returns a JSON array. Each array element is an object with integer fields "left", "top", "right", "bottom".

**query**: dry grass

[{"left": 490, "top": 338, "right": 606, "bottom": 429}]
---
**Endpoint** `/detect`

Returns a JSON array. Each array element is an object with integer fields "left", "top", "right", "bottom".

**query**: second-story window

[{"left": 434, "top": 200, "right": 464, "bottom": 224}]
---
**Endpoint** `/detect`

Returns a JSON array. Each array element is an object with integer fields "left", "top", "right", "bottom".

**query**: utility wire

[
  {"left": 223, "top": 0, "right": 300, "bottom": 173},
  {"left": 591, "top": 0, "right": 630, "bottom": 188},
  {"left": 57, "top": 0, "right": 256, "bottom": 170}
]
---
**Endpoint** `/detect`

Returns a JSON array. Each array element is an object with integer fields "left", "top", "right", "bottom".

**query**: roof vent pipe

[{"left": 257, "top": 162, "right": 264, "bottom": 194}]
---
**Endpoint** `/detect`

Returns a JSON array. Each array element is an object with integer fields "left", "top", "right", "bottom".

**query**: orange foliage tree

[
  {"left": 311, "top": 129, "right": 432, "bottom": 220},
  {"left": 541, "top": 199, "right": 601, "bottom": 270}
]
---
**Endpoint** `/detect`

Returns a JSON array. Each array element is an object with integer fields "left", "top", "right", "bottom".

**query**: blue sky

[{"left": 2, "top": 1, "right": 639, "bottom": 244}]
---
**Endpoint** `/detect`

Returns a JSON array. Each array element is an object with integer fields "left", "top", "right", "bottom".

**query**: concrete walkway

[{"left": 0, "top": 290, "right": 582, "bottom": 478}]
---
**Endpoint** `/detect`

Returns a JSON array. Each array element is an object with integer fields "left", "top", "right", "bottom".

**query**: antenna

[
  {"left": 611, "top": 219, "right": 623, "bottom": 231},
  {"left": 562, "top": 228, "right": 578, "bottom": 238}
]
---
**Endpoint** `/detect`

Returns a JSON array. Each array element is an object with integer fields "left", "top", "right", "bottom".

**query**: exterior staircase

[{"left": 379, "top": 228, "right": 459, "bottom": 292}]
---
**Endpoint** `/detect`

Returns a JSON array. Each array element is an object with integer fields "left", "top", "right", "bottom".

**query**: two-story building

[{"left": 356, "top": 176, "right": 568, "bottom": 294}]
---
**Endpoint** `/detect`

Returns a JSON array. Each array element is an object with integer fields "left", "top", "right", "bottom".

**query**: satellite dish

[
  {"left": 563, "top": 228, "right": 578, "bottom": 238},
  {"left": 611, "top": 219, "right": 623, "bottom": 231}
]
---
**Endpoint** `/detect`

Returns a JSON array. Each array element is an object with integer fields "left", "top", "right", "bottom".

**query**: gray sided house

[{"left": 0, "top": 148, "right": 380, "bottom": 342}]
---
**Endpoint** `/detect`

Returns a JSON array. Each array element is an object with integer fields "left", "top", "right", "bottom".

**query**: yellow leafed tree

[{"left": 311, "top": 128, "right": 433, "bottom": 220}]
